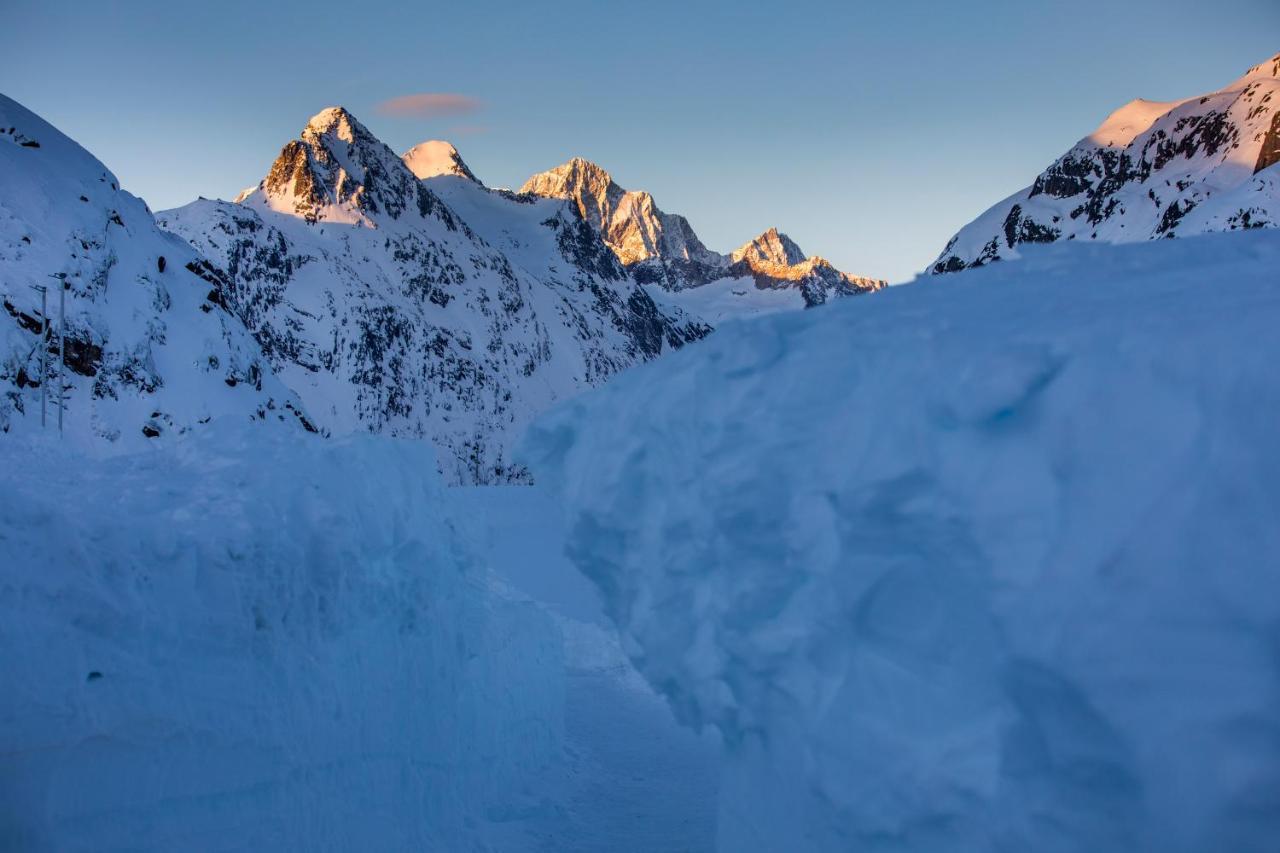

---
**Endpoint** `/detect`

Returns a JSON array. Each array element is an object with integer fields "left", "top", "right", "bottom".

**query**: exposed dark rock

[{"left": 1257, "top": 110, "right": 1280, "bottom": 174}]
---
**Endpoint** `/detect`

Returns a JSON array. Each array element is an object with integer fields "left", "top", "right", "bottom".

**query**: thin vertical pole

[
  {"left": 58, "top": 280, "right": 64, "bottom": 436},
  {"left": 38, "top": 285, "right": 47, "bottom": 429}
]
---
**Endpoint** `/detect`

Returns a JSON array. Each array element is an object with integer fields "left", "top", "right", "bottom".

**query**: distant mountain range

[
  {"left": 9, "top": 52, "right": 1274, "bottom": 480},
  {"left": 932, "top": 52, "right": 1280, "bottom": 272},
  {"left": 520, "top": 158, "right": 886, "bottom": 307},
  {"left": 1, "top": 99, "right": 881, "bottom": 481}
]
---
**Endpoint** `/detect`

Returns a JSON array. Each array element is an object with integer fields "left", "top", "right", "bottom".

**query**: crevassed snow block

[
  {"left": 525, "top": 230, "right": 1280, "bottom": 853},
  {"left": 0, "top": 426, "right": 563, "bottom": 851}
]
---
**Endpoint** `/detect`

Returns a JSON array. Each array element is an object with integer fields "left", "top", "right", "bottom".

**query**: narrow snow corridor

[{"left": 453, "top": 486, "right": 721, "bottom": 851}]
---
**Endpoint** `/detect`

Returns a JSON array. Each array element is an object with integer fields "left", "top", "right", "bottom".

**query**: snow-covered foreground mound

[
  {"left": 524, "top": 230, "right": 1280, "bottom": 852},
  {"left": 0, "top": 427, "right": 562, "bottom": 850}
]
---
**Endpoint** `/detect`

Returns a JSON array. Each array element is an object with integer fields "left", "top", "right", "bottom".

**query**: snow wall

[
  {"left": 524, "top": 230, "right": 1280, "bottom": 852},
  {"left": 0, "top": 426, "right": 563, "bottom": 851}
]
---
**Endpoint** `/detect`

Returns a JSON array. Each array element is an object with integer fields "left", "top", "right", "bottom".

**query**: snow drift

[
  {"left": 524, "top": 229, "right": 1280, "bottom": 851},
  {"left": 0, "top": 426, "right": 563, "bottom": 851}
]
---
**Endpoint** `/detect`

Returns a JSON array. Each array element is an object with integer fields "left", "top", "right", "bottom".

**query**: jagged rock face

[
  {"left": 519, "top": 158, "right": 721, "bottom": 270},
  {"left": 0, "top": 93, "right": 311, "bottom": 449},
  {"left": 403, "top": 140, "right": 481, "bottom": 184},
  {"left": 932, "top": 52, "right": 1280, "bottom": 273},
  {"left": 730, "top": 227, "right": 807, "bottom": 267},
  {"left": 521, "top": 159, "right": 886, "bottom": 302},
  {"left": 259, "top": 107, "right": 445, "bottom": 226},
  {"left": 162, "top": 110, "right": 707, "bottom": 484}
]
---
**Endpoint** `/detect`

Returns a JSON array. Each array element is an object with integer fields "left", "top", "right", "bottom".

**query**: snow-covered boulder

[
  {"left": 525, "top": 229, "right": 1280, "bottom": 852},
  {"left": 0, "top": 426, "right": 563, "bottom": 850}
]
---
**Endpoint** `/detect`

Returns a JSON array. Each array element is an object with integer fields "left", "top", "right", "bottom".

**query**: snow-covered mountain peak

[
  {"left": 531, "top": 157, "right": 617, "bottom": 189},
  {"left": 1088, "top": 98, "right": 1186, "bottom": 147},
  {"left": 730, "top": 227, "right": 806, "bottom": 266},
  {"left": 159, "top": 107, "right": 708, "bottom": 483},
  {"left": 521, "top": 157, "right": 718, "bottom": 269},
  {"left": 403, "top": 140, "right": 481, "bottom": 184},
  {"left": 521, "top": 155, "right": 885, "bottom": 299},
  {"left": 1228, "top": 51, "right": 1280, "bottom": 89},
  {"left": 303, "top": 105, "right": 362, "bottom": 140},
  {"left": 242, "top": 106, "right": 447, "bottom": 227},
  {"left": 932, "top": 51, "right": 1280, "bottom": 273},
  {"left": 520, "top": 158, "right": 625, "bottom": 230}
]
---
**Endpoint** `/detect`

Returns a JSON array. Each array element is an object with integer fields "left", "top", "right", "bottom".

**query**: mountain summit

[
  {"left": 242, "top": 106, "right": 443, "bottom": 226},
  {"left": 162, "top": 107, "right": 705, "bottom": 483},
  {"left": 403, "top": 140, "right": 481, "bottom": 184},
  {"left": 932, "top": 52, "right": 1280, "bottom": 272},
  {"left": 520, "top": 158, "right": 885, "bottom": 303},
  {"left": 731, "top": 227, "right": 807, "bottom": 267},
  {"left": 520, "top": 158, "right": 718, "bottom": 269}
]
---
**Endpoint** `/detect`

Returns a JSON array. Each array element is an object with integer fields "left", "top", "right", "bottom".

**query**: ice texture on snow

[
  {"left": 524, "top": 230, "right": 1280, "bottom": 852},
  {"left": 0, "top": 426, "right": 563, "bottom": 850}
]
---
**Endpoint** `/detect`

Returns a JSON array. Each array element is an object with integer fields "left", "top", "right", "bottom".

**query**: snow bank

[
  {"left": 0, "top": 426, "right": 563, "bottom": 850},
  {"left": 524, "top": 230, "right": 1280, "bottom": 852}
]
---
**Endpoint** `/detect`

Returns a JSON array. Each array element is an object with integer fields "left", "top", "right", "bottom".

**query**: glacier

[
  {"left": 524, "top": 228, "right": 1280, "bottom": 852},
  {"left": 0, "top": 426, "right": 564, "bottom": 850}
]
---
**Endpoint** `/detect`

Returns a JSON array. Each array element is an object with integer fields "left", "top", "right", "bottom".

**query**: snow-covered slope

[
  {"left": 525, "top": 229, "right": 1280, "bottom": 852},
  {"left": 0, "top": 93, "right": 312, "bottom": 449},
  {"left": 932, "top": 52, "right": 1280, "bottom": 272},
  {"left": 0, "top": 426, "right": 563, "bottom": 850},
  {"left": 161, "top": 108, "right": 706, "bottom": 484},
  {"left": 520, "top": 158, "right": 886, "bottom": 303}
]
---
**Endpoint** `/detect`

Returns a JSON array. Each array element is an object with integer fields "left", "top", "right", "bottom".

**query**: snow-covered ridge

[
  {"left": 519, "top": 157, "right": 887, "bottom": 300},
  {"left": 161, "top": 106, "right": 707, "bottom": 484},
  {"left": 525, "top": 228, "right": 1280, "bottom": 851},
  {"left": 0, "top": 92, "right": 312, "bottom": 449},
  {"left": 932, "top": 51, "right": 1280, "bottom": 272}
]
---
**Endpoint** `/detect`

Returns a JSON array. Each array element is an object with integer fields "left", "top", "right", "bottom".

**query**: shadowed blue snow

[
  {"left": 0, "top": 427, "right": 564, "bottom": 850},
  {"left": 524, "top": 229, "right": 1280, "bottom": 851}
]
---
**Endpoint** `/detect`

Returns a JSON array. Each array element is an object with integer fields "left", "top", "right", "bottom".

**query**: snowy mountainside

[
  {"left": 933, "top": 52, "right": 1280, "bottom": 272},
  {"left": 161, "top": 107, "right": 706, "bottom": 484},
  {"left": 0, "top": 93, "right": 312, "bottom": 449},
  {"left": 525, "top": 229, "right": 1280, "bottom": 852},
  {"left": 519, "top": 158, "right": 886, "bottom": 304}
]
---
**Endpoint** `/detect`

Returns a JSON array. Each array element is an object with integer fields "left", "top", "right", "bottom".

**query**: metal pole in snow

[
  {"left": 49, "top": 274, "right": 66, "bottom": 437},
  {"left": 34, "top": 284, "right": 47, "bottom": 429},
  {"left": 58, "top": 279, "right": 65, "bottom": 436}
]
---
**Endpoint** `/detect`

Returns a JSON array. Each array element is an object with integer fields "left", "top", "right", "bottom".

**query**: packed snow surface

[
  {"left": 525, "top": 229, "right": 1280, "bottom": 852},
  {"left": 0, "top": 425, "right": 564, "bottom": 850}
]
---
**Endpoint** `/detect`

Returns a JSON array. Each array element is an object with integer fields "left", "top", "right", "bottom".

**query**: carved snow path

[{"left": 455, "top": 486, "right": 720, "bottom": 852}]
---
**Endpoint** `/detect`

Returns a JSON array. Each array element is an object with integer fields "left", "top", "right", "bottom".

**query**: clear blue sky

[{"left": 3, "top": 0, "right": 1275, "bottom": 281}]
